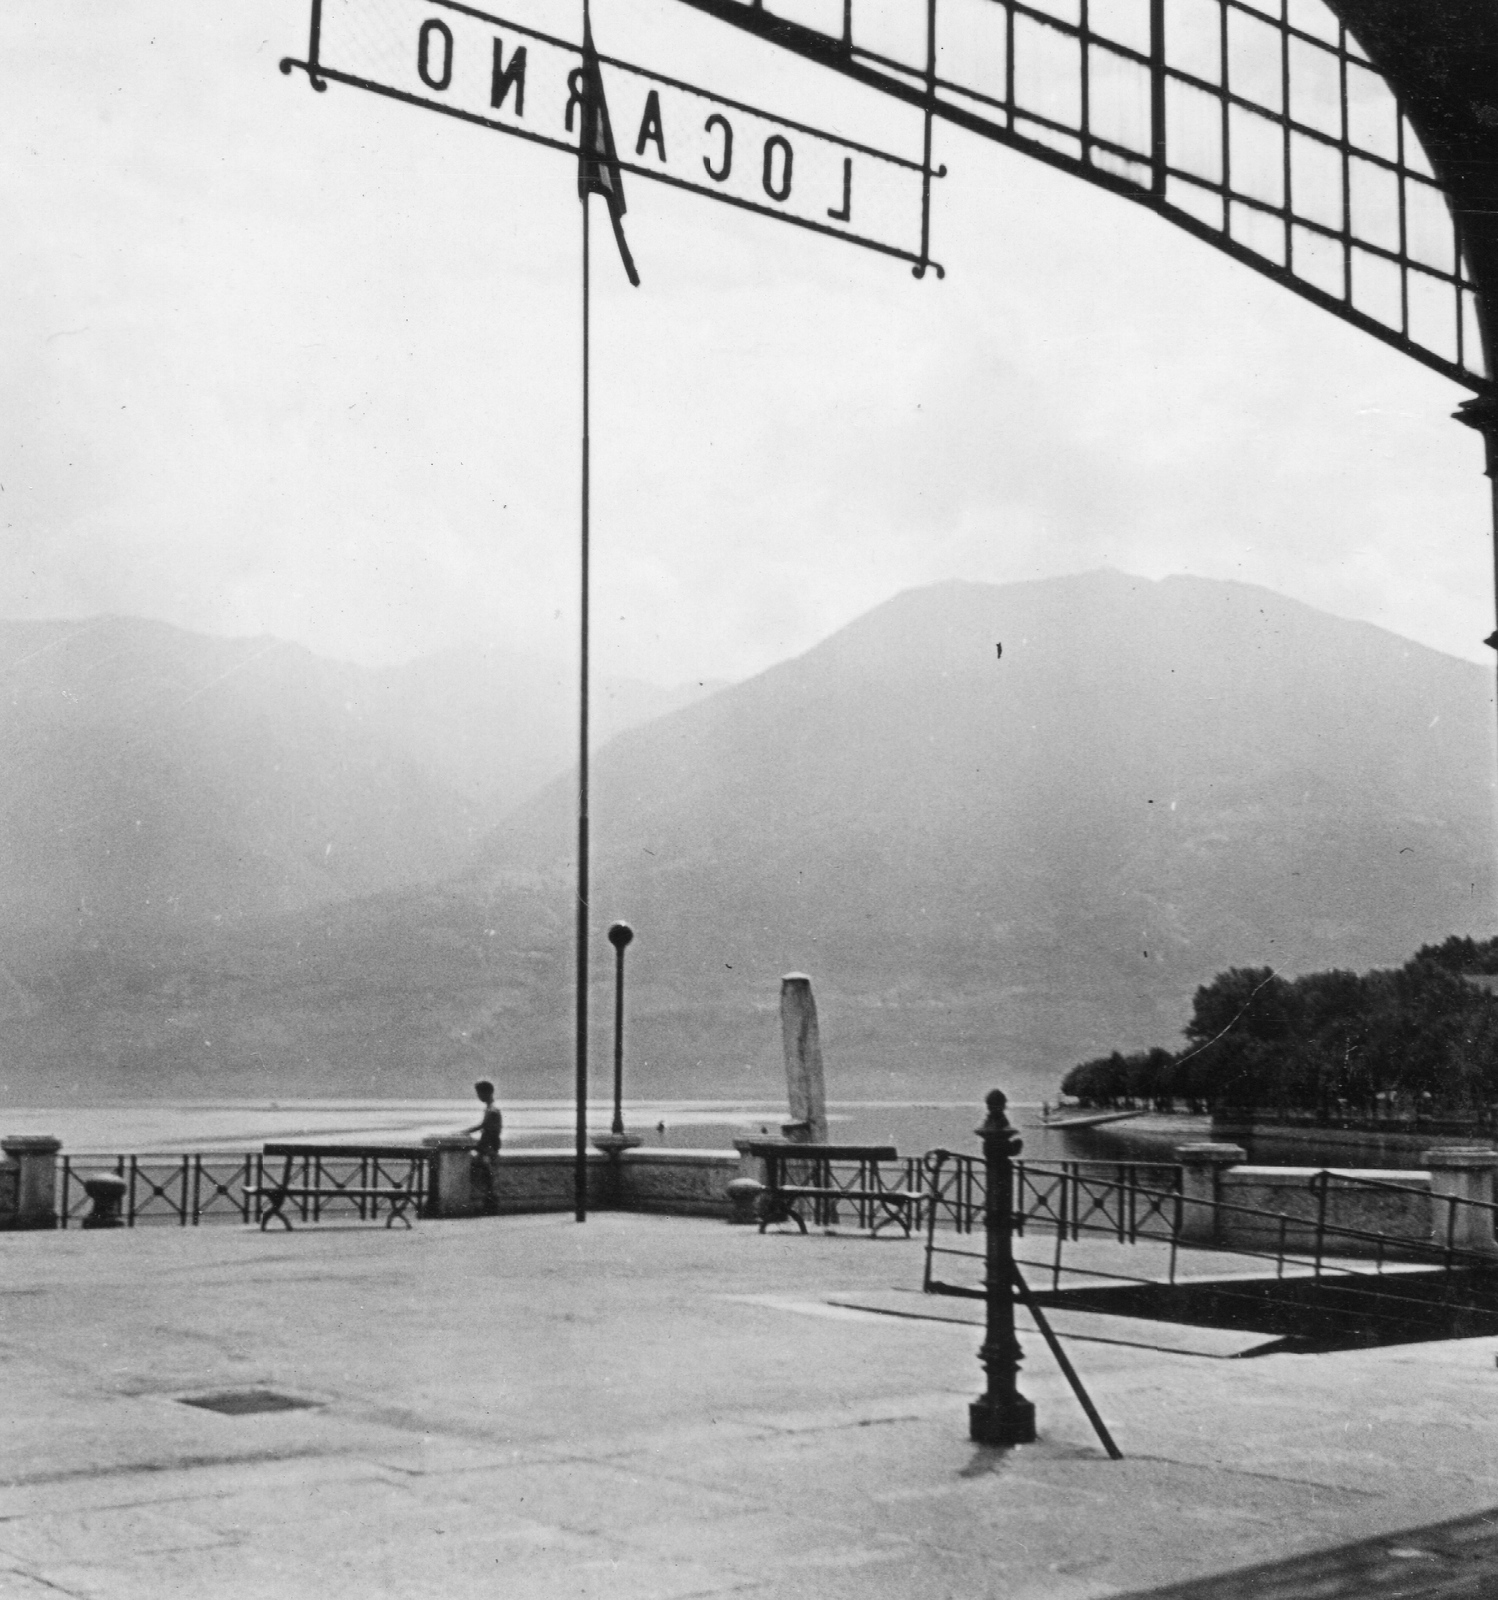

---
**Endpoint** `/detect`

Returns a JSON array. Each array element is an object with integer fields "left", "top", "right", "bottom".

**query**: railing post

[
  {"left": 1169, "top": 1190, "right": 1180, "bottom": 1285},
  {"left": 1174, "top": 1144, "right": 1245, "bottom": 1246},
  {"left": 969, "top": 1089, "right": 1036, "bottom": 1448},
  {"left": 1312, "top": 1170, "right": 1328, "bottom": 1280},
  {"left": 1423, "top": 1147, "right": 1498, "bottom": 1259}
]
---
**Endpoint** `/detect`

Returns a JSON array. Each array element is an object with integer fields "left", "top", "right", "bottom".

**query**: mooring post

[{"left": 969, "top": 1089, "right": 1036, "bottom": 1447}]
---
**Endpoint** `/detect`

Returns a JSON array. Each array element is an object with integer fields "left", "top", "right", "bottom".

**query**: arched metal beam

[
  {"left": 1333, "top": 0, "right": 1498, "bottom": 375},
  {"left": 1337, "top": 2, "right": 1498, "bottom": 625},
  {"left": 674, "top": 0, "right": 1491, "bottom": 390}
]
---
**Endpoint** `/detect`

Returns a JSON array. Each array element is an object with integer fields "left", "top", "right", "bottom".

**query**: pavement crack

[
  {"left": 762, "top": 1413, "right": 924, "bottom": 1436},
  {"left": 5, "top": 1567, "right": 93, "bottom": 1597},
  {"left": 1122, "top": 1453, "right": 1384, "bottom": 1498},
  {"left": 0, "top": 1444, "right": 342, "bottom": 1491}
]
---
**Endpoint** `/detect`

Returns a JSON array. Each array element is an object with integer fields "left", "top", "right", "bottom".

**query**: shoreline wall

[{"left": 1211, "top": 1119, "right": 1478, "bottom": 1167}]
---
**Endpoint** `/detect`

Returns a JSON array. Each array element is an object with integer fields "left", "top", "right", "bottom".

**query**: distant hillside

[
  {"left": 362, "top": 643, "right": 721, "bottom": 814},
  {"left": 466, "top": 572, "right": 1498, "bottom": 1098},
  {"left": 1, "top": 575, "right": 1494, "bottom": 1105},
  {"left": 0, "top": 616, "right": 706, "bottom": 955}
]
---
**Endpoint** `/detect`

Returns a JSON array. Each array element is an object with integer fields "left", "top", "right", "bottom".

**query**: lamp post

[
  {"left": 969, "top": 1088, "right": 1036, "bottom": 1446},
  {"left": 593, "top": 922, "right": 641, "bottom": 1157},
  {"left": 607, "top": 921, "right": 633, "bottom": 1137}
]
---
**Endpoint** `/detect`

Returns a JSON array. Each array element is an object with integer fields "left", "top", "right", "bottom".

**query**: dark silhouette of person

[{"left": 460, "top": 1079, "right": 503, "bottom": 1214}]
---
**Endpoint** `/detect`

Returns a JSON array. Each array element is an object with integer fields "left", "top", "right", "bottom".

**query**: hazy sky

[{"left": 2, "top": 0, "right": 1492, "bottom": 686}]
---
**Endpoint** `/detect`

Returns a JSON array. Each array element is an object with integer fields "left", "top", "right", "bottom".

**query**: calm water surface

[{"left": 0, "top": 1099, "right": 1089, "bottom": 1159}]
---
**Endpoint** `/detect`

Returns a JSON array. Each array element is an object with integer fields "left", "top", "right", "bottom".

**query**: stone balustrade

[
  {"left": 420, "top": 1139, "right": 740, "bottom": 1219},
  {"left": 1174, "top": 1142, "right": 1498, "bottom": 1258}
]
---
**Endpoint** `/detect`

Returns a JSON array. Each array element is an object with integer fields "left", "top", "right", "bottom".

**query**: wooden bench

[
  {"left": 245, "top": 1144, "right": 428, "bottom": 1231},
  {"left": 739, "top": 1142, "right": 919, "bottom": 1237}
]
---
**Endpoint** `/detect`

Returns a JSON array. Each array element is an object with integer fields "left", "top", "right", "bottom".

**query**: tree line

[{"left": 1060, "top": 935, "right": 1498, "bottom": 1117}]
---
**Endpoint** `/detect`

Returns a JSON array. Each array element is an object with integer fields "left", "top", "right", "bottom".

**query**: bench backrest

[{"left": 738, "top": 1142, "right": 898, "bottom": 1162}]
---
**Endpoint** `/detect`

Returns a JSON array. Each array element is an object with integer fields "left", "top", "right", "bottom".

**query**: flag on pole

[{"left": 578, "top": 22, "right": 640, "bottom": 287}]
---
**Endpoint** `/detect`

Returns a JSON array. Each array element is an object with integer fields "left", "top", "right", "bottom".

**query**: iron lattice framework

[{"left": 673, "top": 0, "right": 1498, "bottom": 394}]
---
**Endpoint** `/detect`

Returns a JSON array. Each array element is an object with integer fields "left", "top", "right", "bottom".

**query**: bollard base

[
  {"left": 725, "top": 1177, "right": 765, "bottom": 1225},
  {"left": 80, "top": 1174, "right": 129, "bottom": 1230},
  {"left": 969, "top": 1394, "right": 1036, "bottom": 1447}
]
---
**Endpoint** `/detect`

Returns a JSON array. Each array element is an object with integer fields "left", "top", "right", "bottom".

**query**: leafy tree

[{"left": 1058, "top": 939, "right": 1498, "bottom": 1119}]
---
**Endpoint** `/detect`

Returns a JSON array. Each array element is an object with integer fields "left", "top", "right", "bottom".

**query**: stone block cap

[
  {"left": 1422, "top": 1146, "right": 1498, "bottom": 1168},
  {"left": 0, "top": 1136, "right": 61, "bottom": 1155},
  {"left": 1175, "top": 1142, "right": 1247, "bottom": 1165}
]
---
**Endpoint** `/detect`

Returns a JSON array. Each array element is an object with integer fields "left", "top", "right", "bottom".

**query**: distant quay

[
  {"left": 1210, "top": 1110, "right": 1498, "bottom": 1169},
  {"left": 1052, "top": 1110, "right": 1498, "bottom": 1169}
]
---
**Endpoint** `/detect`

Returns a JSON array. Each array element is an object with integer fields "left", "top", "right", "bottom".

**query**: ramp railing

[{"left": 920, "top": 1152, "right": 1498, "bottom": 1349}]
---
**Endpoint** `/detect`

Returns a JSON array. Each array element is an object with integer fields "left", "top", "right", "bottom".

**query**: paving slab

[{"left": 2, "top": 1212, "right": 1498, "bottom": 1597}]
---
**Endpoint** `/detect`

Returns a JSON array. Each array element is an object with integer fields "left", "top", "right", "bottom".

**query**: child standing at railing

[{"left": 459, "top": 1080, "right": 503, "bottom": 1214}]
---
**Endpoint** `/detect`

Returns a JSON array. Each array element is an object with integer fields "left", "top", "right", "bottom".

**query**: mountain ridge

[{"left": 1, "top": 572, "right": 1493, "bottom": 1105}]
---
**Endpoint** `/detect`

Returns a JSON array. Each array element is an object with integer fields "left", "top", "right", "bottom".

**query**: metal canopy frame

[{"left": 671, "top": 0, "right": 1498, "bottom": 394}]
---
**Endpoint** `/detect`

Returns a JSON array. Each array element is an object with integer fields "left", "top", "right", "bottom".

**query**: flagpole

[{"left": 575, "top": 0, "right": 592, "bottom": 1224}]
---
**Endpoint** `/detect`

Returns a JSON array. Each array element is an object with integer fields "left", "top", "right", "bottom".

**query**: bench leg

[
  {"left": 869, "top": 1198, "right": 916, "bottom": 1239},
  {"left": 259, "top": 1193, "right": 293, "bottom": 1232},
  {"left": 758, "top": 1196, "right": 807, "bottom": 1235},
  {"left": 385, "top": 1199, "right": 414, "bottom": 1230}
]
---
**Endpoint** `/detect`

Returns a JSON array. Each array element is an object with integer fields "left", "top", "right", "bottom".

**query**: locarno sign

[{"left": 285, "top": 0, "right": 942, "bottom": 273}]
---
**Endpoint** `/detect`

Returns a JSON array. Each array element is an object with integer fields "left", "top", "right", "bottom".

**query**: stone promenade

[{"left": 2, "top": 1211, "right": 1498, "bottom": 1598}]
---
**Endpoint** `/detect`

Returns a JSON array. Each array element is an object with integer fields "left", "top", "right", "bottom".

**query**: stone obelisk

[{"left": 780, "top": 973, "right": 828, "bottom": 1144}]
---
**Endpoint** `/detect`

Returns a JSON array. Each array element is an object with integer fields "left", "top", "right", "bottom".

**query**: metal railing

[
  {"left": 756, "top": 1149, "right": 926, "bottom": 1232},
  {"left": 919, "top": 1153, "right": 1498, "bottom": 1348},
  {"left": 1301, "top": 1167, "right": 1498, "bottom": 1278},
  {"left": 58, "top": 1154, "right": 257, "bottom": 1228},
  {"left": 253, "top": 1146, "right": 431, "bottom": 1227},
  {"left": 57, "top": 1149, "right": 430, "bottom": 1228}
]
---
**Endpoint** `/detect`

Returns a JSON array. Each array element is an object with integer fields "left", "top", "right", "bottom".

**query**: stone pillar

[
  {"left": 781, "top": 973, "right": 828, "bottom": 1144},
  {"left": 1424, "top": 1146, "right": 1498, "bottom": 1257},
  {"left": 421, "top": 1136, "right": 479, "bottom": 1218},
  {"left": 1174, "top": 1143, "right": 1245, "bottom": 1246},
  {"left": 1, "top": 1136, "right": 61, "bottom": 1230}
]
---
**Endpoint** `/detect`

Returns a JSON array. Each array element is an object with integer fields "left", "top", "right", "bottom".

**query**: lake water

[{"left": 0, "top": 1098, "right": 1092, "bottom": 1160}]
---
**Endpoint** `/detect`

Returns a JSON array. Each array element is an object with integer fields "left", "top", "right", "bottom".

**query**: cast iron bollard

[
  {"left": 726, "top": 1176, "right": 766, "bottom": 1224},
  {"left": 80, "top": 1173, "right": 129, "bottom": 1228},
  {"left": 969, "top": 1089, "right": 1037, "bottom": 1446}
]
